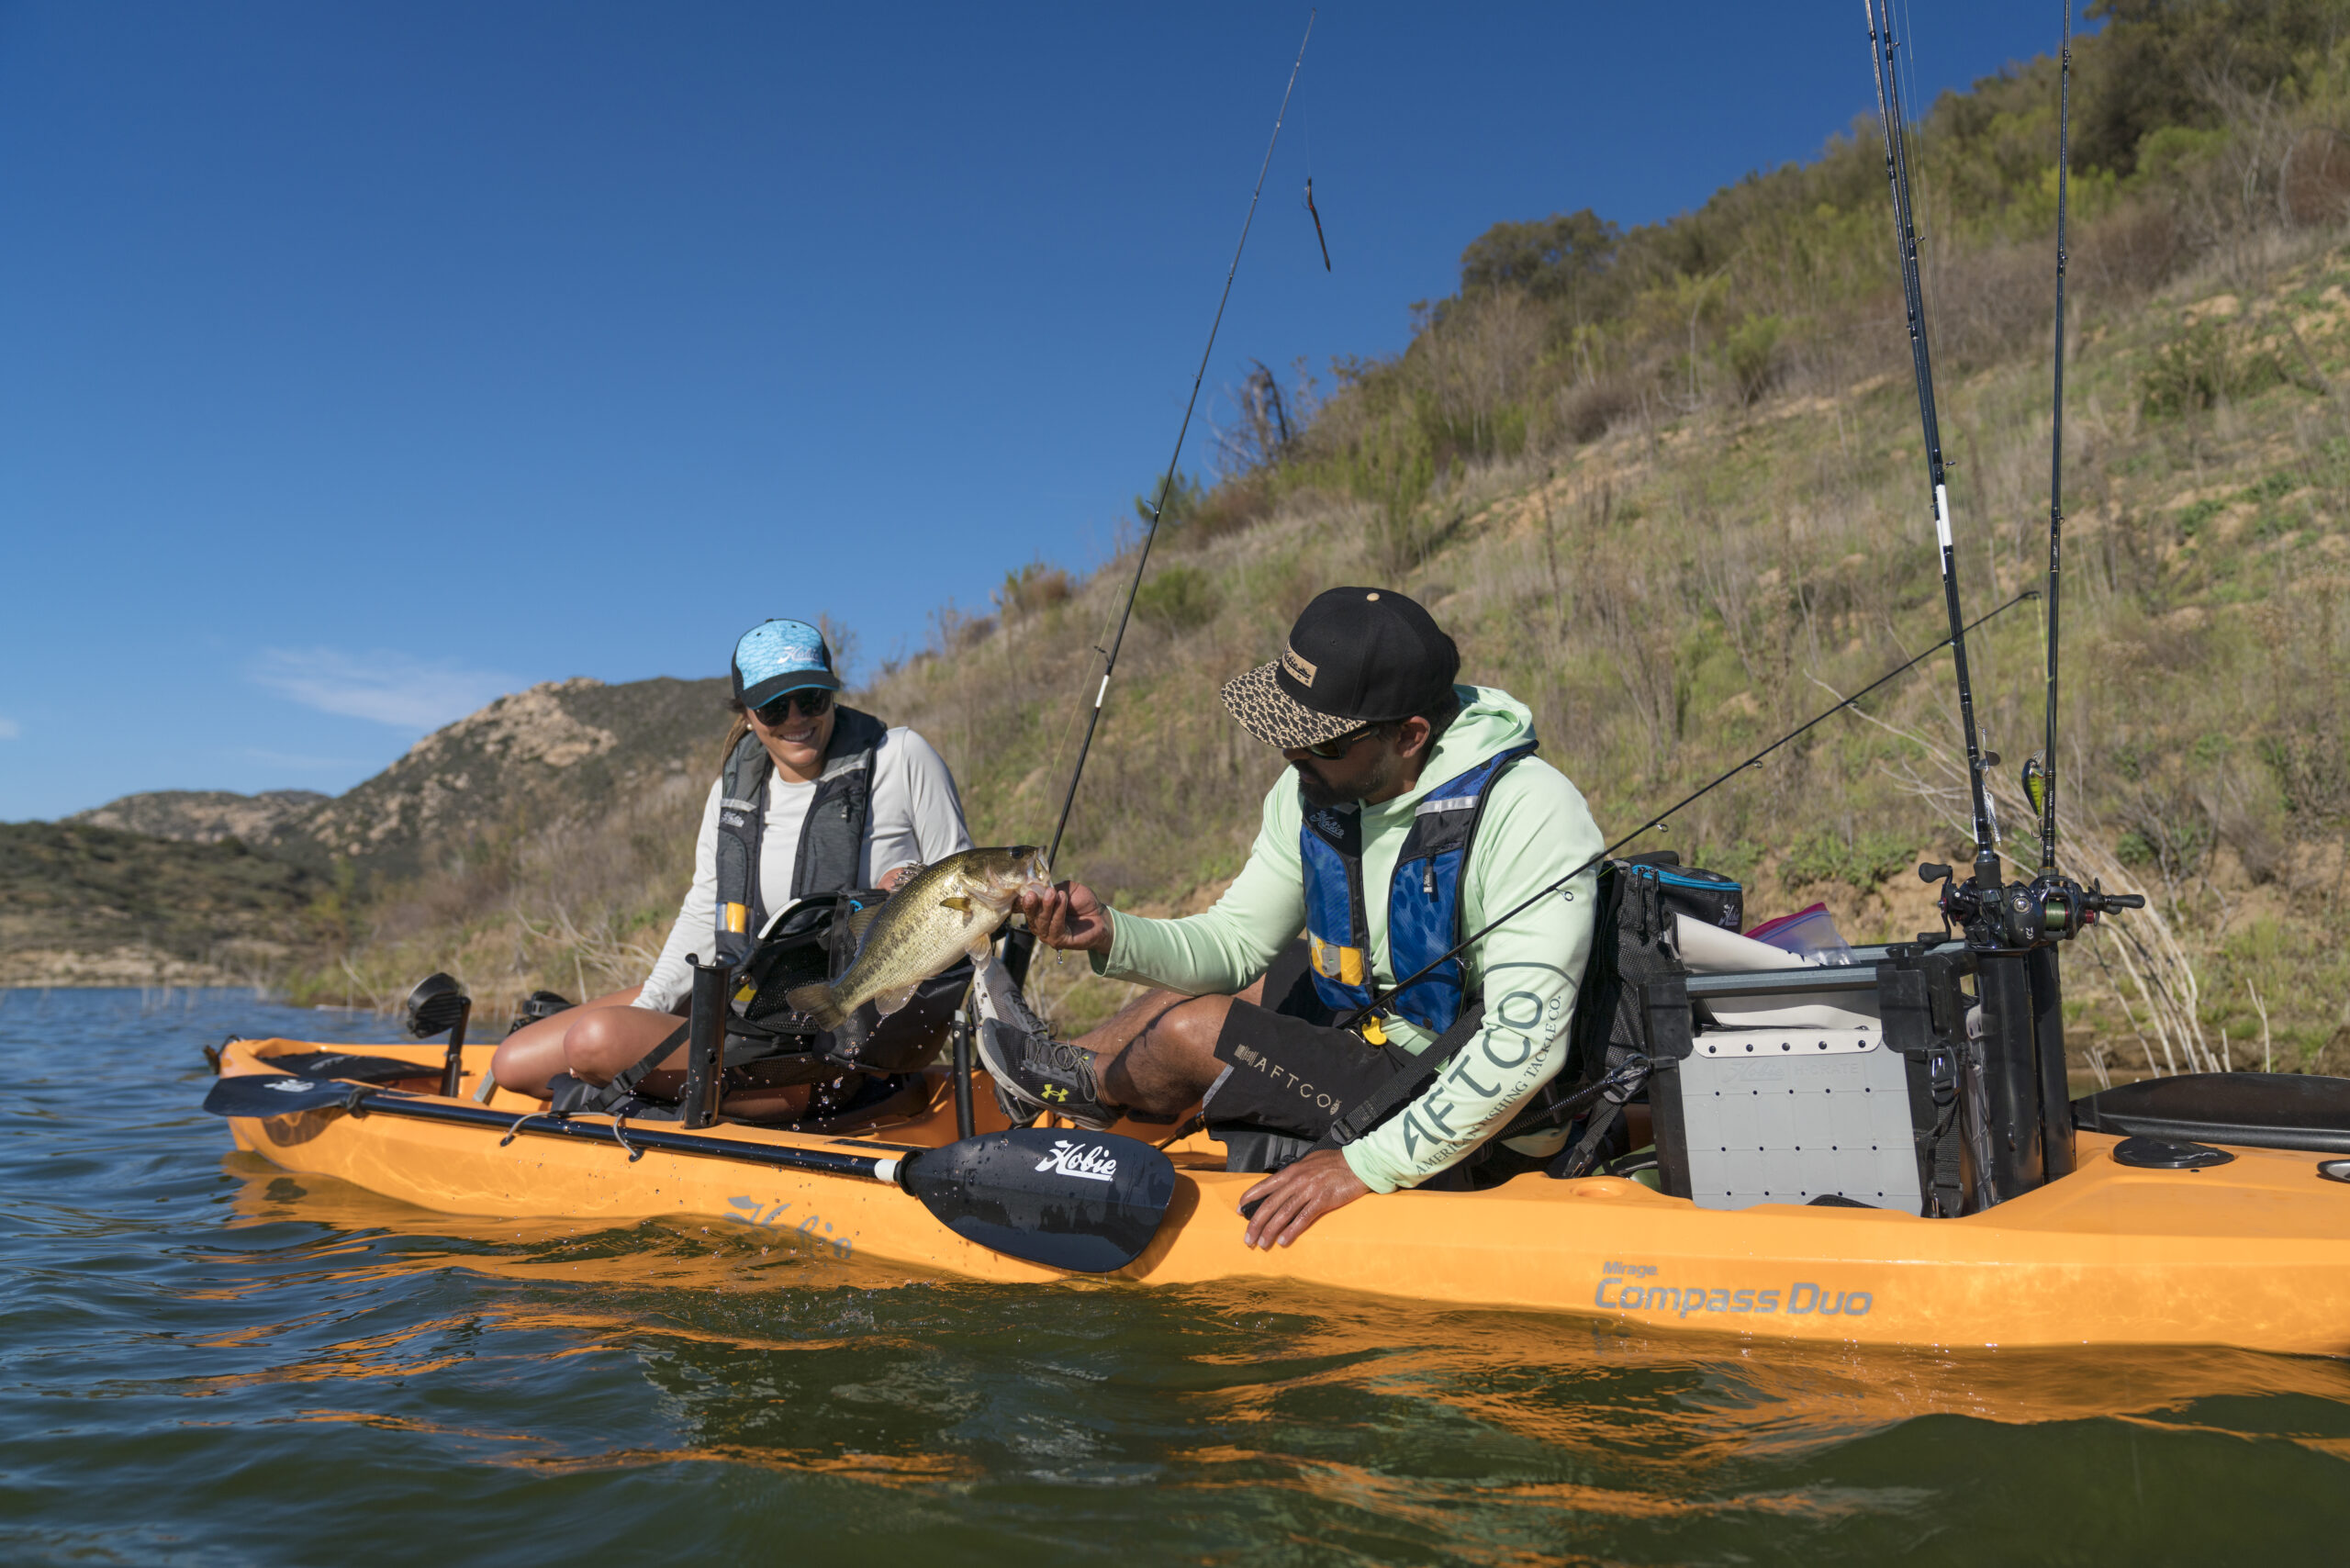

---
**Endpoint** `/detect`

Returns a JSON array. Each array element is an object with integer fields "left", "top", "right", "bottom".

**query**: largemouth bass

[{"left": 784, "top": 846, "right": 1051, "bottom": 1031}]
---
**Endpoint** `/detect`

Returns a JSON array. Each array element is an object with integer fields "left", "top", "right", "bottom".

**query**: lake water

[{"left": 6, "top": 987, "right": 2348, "bottom": 1564}]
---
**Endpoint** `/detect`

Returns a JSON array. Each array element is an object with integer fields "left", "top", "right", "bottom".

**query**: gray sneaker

[{"left": 969, "top": 958, "right": 1117, "bottom": 1131}]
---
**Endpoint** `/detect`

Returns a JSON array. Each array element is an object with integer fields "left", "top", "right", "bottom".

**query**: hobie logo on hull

[{"left": 1035, "top": 1139, "right": 1118, "bottom": 1182}]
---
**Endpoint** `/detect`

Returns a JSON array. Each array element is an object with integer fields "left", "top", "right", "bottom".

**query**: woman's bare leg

[
  {"left": 489, "top": 988, "right": 676, "bottom": 1098},
  {"left": 560, "top": 1004, "right": 694, "bottom": 1086},
  {"left": 492, "top": 986, "right": 822, "bottom": 1121}
]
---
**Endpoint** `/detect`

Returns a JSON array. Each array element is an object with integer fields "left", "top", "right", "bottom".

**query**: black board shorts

[{"left": 1205, "top": 939, "right": 1414, "bottom": 1140}]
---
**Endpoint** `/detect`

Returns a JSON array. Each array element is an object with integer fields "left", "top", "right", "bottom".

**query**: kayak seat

[{"left": 2072, "top": 1072, "right": 2350, "bottom": 1155}]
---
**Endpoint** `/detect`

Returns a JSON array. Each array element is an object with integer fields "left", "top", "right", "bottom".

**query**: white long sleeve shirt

[{"left": 632, "top": 726, "right": 973, "bottom": 1014}]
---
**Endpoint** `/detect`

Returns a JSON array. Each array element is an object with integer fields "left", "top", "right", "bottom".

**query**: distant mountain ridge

[
  {"left": 69, "top": 676, "right": 733, "bottom": 880},
  {"left": 285, "top": 675, "right": 731, "bottom": 885},
  {"left": 9, "top": 674, "right": 733, "bottom": 987},
  {"left": 68, "top": 790, "right": 328, "bottom": 847}
]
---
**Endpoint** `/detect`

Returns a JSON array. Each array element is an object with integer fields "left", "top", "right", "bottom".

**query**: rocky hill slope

[
  {"left": 22, "top": 675, "right": 733, "bottom": 993},
  {"left": 67, "top": 790, "right": 328, "bottom": 847},
  {"left": 282, "top": 675, "right": 730, "bottom": 886}
]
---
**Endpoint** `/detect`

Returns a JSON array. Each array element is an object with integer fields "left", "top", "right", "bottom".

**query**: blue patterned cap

[{"left": 732, "top": 619, "right": 840, "bottom": 708}]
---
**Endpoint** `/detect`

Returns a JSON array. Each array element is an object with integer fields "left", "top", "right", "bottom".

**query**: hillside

[
  {"left": 27, "top": 675, "right": 735, "bottom": 998},
  {"left": 285, "top": 675, "right": 731, "bottom": 885},
  {"left": 0, "top": 823, "right": 324, "bottom": 987}
]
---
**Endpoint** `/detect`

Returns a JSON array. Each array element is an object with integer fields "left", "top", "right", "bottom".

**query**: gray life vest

[{"left": 712, "top": 704, "right": 890, "bottom": 967}]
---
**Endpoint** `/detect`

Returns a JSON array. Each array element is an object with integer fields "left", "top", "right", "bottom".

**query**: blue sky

[{"left": 0, "top": 1, "right": 2083, "bottom": 821}]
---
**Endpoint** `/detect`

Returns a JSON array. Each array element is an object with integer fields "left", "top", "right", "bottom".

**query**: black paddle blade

[
  {"left": 203, "top": 1074, "right": 365, "bottom": 1120},
  {"left": 900, "top": 1127, "right": 1175, "bottom": 1274}
]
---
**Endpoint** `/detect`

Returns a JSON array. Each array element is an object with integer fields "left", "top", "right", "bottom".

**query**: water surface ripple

[{"left": 5, "top": 988, "right": 2346, "bottom": 1564}]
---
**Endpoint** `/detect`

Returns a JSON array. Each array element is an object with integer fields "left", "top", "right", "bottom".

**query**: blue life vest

[{"left": 1298, "top": 741, "right": 1538, "bottom": 1033}]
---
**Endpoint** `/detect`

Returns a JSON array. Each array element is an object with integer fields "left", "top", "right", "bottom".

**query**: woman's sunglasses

[
  {"left": 1300, "top": 722, "right": 1378, "bottom": 760},
  {"left": 755, "top": 689, "right": 834, "bottom": 726}
]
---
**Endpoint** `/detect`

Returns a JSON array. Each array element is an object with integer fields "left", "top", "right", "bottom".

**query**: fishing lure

[{"left": 1305, "top": 175, "right": 1332, "bottom": 271}]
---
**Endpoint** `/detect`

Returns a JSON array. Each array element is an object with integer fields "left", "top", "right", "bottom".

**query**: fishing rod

[
  {"left": 2028, "top": 0, "right": 2075, "bottom": 877},
  {"left": 1043, "top": 10, "right": 1317, "bottom": 871},
  {"left": 1336, "top": 589, "right": 2039, "bottom": 1030},
  {"left": 1863, "top": 0, "right": 2002, "bottom": 892}
]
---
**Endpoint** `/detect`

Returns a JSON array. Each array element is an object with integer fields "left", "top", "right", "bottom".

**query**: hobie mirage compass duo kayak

[
  {"left": 206, "top": 1025, "right": 2350, "bottom": 1355},
  {"left": 206, "top": 6, "right": 2350, "bottom": 1356}
]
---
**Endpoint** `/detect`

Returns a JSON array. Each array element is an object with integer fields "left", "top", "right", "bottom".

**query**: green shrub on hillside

[
  {"left": 1782, "top": 830, "right": 1917, "bottom": 890},
  {"left": 2140, "top": 320, "right": 2296, "bottom": 415},
  {"left": 1135, "top": 565, "right": 1216, "bottom": 633}
]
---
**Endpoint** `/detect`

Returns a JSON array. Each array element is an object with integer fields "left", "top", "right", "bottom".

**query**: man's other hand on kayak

[
  {"left": 1017, "top": 880, "right": 1114, "bottom": 955},
  {"left": 1239, "top": 1148, "right": 1371, "bottom": 1248}
]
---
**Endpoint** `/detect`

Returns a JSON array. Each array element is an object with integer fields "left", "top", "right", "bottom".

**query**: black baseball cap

[{"left": 1219, "top": 587, "right": 1460, "bottom": 750}]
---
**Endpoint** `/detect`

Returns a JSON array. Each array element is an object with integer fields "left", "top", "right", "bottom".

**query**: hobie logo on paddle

[
  {"left": 1035, "top": 1139, "right": 1118, "bottom": 1182},
  {"left": 264, "top": 1078, "right": 310, "bottom": 1093}
]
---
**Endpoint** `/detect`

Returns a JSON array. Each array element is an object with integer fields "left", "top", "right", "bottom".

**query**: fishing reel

[
  {"left": 2010, "top": 875, "right": 2144, "bottom": 944},
  {"left": 1917, "top": 862, "right": 2144, "bottom": 948}
]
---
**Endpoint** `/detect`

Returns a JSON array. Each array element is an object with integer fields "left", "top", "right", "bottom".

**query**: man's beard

[
  {"left": 1292, "top": 746, "right": 1406, "bottom": 808},
  {"left": 1293, "top": 763, "right": 1349, "bottom": 808}
]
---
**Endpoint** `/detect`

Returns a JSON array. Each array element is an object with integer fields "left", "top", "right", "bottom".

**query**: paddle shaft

[{"left": 341, "top": 1090, "right": 904, "bottom": 1182}]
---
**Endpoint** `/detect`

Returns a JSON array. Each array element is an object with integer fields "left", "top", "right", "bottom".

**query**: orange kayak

[{"left": 208, "top": 1036, "right": 2350, "bottom": 1355}]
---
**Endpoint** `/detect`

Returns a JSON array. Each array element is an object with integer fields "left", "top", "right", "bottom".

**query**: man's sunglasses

[
  {"left": 1300, "top": 722, "right": 1379, "bottom": 760},
  {"left": 755, "top": 689, "right": 834, "bottom": 725}
]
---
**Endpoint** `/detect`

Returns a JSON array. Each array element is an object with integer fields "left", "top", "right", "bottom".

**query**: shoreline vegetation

[{"left": 18, "top": 1, "right": 2350, "bottom": 1080}]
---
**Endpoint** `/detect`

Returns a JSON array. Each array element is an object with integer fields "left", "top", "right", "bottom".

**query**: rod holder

[
  {"left": 438, "top": 1002, "right": 471, "bottom": 1099},
  {"left": 1975, "top": 950, "right": 2046, "bottom": 1200},
  {"left": 2030, "top": 944, "right": 2076, "bottom": 1180},
  {"left": 679, "top": 953, "right": 732, "bottom": 1131},
  {"left": 952, "top": 1005, "right": 976, "bottom": 1140}
]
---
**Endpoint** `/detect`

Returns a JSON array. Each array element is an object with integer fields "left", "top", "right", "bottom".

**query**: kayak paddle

[{"left": 201, "top": 1074, "right": 1173, "bottom": 1274}]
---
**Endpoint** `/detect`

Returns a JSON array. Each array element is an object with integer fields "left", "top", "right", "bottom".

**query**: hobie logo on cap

[{"left": 1281, "top": 644, "right": 1317, "bottom": 687}]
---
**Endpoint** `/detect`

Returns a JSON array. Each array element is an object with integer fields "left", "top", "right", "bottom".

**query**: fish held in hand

[{"left": 784, "top": 846, "right": 1052, "bottom": 1030}]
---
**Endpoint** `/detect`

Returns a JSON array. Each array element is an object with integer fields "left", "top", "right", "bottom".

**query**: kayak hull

[{"left": 215, "top": 1037, "right": 2350, "bottom": 1355}]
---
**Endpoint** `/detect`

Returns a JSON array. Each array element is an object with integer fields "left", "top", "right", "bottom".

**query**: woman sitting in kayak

[{"left": 488, "top": 618, "right": 972, "bottom": 1117}]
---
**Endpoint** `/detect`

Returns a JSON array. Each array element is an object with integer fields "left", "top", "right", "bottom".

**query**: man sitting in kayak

[
  {"left": 976, "top": 586, "right": 1602, "bottom": 1247},
  {"left": 490, "top": 617, "right": 973, "bottom": 1118}
]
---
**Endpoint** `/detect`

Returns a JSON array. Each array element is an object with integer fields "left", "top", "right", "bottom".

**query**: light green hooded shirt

[{"left": 1095, "top": 685, "right": 1602, "bottom": 1192}]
